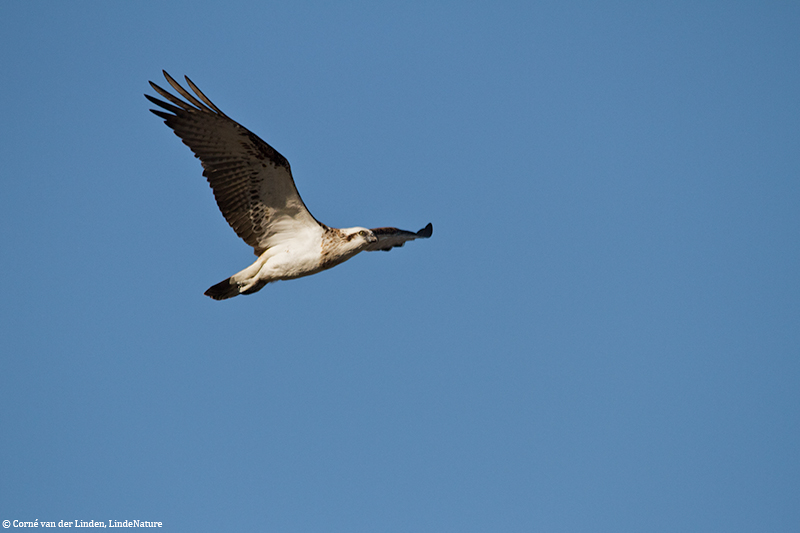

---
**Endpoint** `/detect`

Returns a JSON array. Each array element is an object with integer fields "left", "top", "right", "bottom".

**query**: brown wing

[
  {"left": 145, "top": 71, "right": 322, "bottom": 254},
  {"left": 364, "top": 223, "right": 433, "bottom": 252}
]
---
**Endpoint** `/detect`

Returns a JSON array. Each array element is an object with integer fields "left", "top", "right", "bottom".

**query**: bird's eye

[{"left": 358, "top": 230, "right": 366, "bottom": 237}]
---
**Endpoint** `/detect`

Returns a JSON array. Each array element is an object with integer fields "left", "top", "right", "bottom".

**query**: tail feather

[
  {"left": 204, "top": 278, "right": 241, "bottom": 300},
  {"left": 204, "top": 278, "right": 269, "bottom": 300}
]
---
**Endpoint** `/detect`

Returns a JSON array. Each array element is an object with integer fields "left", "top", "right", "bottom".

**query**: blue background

[{"left": 1, "top": 2, "right": 798, "bottom": 531}]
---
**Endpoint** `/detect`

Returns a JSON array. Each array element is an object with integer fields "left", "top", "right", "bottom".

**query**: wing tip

[{"left": 417, "top": 223, "right": 433, "bottom": 238}]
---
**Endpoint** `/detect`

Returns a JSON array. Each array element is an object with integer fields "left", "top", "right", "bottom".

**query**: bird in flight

[{"left": 146, "top": 71, "right": 432, "bottom": 300}]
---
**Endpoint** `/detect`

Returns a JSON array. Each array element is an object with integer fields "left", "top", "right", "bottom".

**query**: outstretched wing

[
  {"left": 146, "top": 71, "right": 321, "bottom": 254},
  {"left": 364, "top": 223, "right": 433, "bottom": 252}
]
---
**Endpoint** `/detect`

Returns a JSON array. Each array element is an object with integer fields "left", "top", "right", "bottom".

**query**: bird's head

[{"left": 343, "top": 227, "right": 378, "bottom": 248}]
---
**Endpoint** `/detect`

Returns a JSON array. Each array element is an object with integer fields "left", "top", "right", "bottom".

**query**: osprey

[{"left": 146, "top": 71, "right": 432, "bottom": 300}]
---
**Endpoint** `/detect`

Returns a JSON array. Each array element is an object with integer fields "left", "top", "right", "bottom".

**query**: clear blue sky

[{"left": 1, "top": 2, "right": 798, "bottom": 531}]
